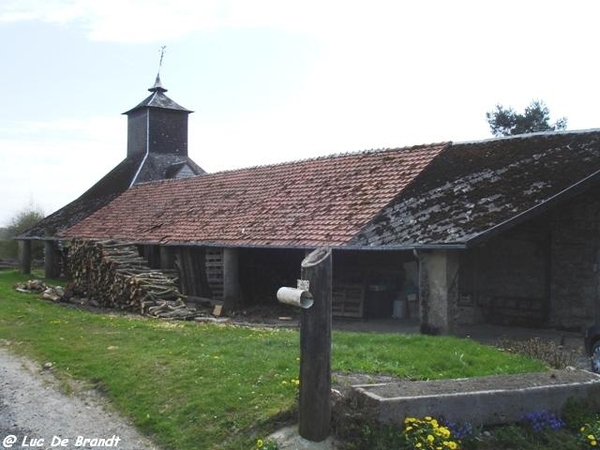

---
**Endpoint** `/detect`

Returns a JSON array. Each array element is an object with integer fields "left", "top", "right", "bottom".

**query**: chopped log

[{"left": 67, "top": 239, "right": 204, "bottom": 320}]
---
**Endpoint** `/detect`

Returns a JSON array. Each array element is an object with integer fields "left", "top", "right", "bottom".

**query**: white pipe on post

[{"left": 276, "top": 287, "right": 314, "bottom": 309}]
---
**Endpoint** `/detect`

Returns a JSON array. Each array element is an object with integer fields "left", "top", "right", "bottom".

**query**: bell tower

[{"left": 124, "top": 73, "right": 192, "bottom": 158}]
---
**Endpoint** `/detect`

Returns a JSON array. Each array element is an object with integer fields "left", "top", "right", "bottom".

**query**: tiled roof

[
  {"left": 353, "top": 130, "right": 600, "bottom": 247},
  {"left": 20, "top": 154, "right": 205, "bottom": 239},
  {"left": 60, "top": 144, "right": 449, "bottom": 247}
]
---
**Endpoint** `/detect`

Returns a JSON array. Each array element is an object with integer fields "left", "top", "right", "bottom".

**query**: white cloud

[
  {"left": 0, "top": 1, "right": 505, "bottom": 43},
  {"left": 0, "top": 116, "right": 124, "bottom": 225},
  {"left": 0, "top": 0, "right": 333, "bottom": 42}
]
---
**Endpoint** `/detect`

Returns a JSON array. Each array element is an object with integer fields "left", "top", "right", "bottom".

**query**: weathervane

[
  {"left": 149, "top": 46, "right": 168, "bottom": 93},
  {"left": 158, "top": 45, "right": 167, "bottom": 75}
]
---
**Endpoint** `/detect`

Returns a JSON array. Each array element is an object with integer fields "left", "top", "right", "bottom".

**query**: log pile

[
  {"left": 14, "top": 280, "right": 66, "bottom": 302},
  {"left": 14, "top": 279, "right": 48, "bottom": 293},
  {"left": 67, "top": 240, "right": 200, "bottom": 320}
]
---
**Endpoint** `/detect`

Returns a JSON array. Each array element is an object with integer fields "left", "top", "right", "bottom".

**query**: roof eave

[{"left": 55, "top": 235, "right": 468, "bottom": 252}]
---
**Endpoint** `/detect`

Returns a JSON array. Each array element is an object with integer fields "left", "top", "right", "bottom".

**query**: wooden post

[
  {"left": 159, "top": 246, "right": 175, "bottom": 270},
  {"left": 44, "top": 240, "right": 57, "bottom": 279},
  {"left": 299, "top": 247, "right": 332, "bottom": 442},
  {"left": 18, "top": 240, "right": 31, "bottom": 275},
  {"left": 223, "top": 248, "right": 241, "bottom": 311}
]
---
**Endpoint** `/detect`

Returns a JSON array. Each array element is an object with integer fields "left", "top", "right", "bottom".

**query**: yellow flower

[
  {"left": 590, "top": 435, "right": 597, "bottom": 441},
  {"left": 593, "top": 441, "right": 598, "bottom": 447},
  {"left": 427, "top": 434, "right": 435, "bottom": 442},
  {"left": 256, "top": 438, "right": 264, "bottom": 448},
  {"left": 437, "top": 427, "right": 451, "bottom": 438}
]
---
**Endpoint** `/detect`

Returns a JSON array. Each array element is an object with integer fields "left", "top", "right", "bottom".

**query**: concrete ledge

[{"left": 350, "top": 370, "right": 600, "bottom": 426}]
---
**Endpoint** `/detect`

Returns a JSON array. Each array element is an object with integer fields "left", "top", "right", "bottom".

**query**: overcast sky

[{"left": 1, "top": 0, "right": 600, "bottom": 226}]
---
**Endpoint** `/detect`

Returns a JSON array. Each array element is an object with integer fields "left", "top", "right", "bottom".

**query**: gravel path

[{"left": 0, "top": 347, "right": 160, "bottom": 450}]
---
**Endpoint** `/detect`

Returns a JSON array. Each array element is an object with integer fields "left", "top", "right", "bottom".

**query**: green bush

[{"left": 0, "top": 205, "right": 45, "bottom": 260}]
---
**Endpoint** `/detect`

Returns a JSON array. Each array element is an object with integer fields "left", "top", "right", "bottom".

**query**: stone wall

[
  {"left": 549, "top": 184, "right": 600, "bottom": 329},
  {"left": 458, "top": 183, "right": 600, "bottom": 330},
  {"left": 418, "top": 250, "right": 459, "bottom": 334},
  {"left": 458, "top": 219, "right": 551, "bottom": 327}
]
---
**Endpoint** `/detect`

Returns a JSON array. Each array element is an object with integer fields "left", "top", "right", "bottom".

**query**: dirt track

[{"left": 0, "top": 347, "right": 159, "bottom": 450}]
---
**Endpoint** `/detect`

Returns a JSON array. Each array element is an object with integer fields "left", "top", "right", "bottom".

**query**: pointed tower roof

[
  {"left": 124, "top": 73, "right": 192, "bottom": 114},
  {"left": 149, "top": 73, "right": 167, "bottom": 93}
]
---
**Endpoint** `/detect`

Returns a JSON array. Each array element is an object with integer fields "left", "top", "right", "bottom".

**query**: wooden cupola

[{"left": 124, "top": 74, "right": 193, "bottom": 158}]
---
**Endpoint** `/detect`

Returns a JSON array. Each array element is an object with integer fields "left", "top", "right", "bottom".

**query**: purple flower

[
  {"left": 522, "top": 410, "right": 565, "bottom": 432},
  {"left": 441, "top": 419, "right": 474, "bottom": 440}
]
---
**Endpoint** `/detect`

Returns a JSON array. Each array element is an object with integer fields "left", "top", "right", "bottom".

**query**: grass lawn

[{"left": 0, "top": 270, "right": 546, "bottom": 449}]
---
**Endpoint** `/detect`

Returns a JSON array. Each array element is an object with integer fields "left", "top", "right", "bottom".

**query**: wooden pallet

[{"left": 332, "top": 282, "right": 365, "bottom": 318}]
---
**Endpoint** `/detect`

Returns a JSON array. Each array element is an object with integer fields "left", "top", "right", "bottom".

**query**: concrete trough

[{"left": 350, "top": 370, "right": 600, "bottom": 426}]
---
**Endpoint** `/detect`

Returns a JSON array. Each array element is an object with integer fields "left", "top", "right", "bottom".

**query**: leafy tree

[
  {"left": 486, "top": 100, "right": 567, "bottom": 137},
  {"left": 0, "top": 205, "right": 45, "bottom": 260}
]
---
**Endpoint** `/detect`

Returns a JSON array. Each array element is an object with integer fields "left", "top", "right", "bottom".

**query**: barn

[
  {"left": 19, "top": 77, "right": 600, "bottom": 335},
  {"left": 60, "top": 130, "right": 600, "bottom": 334}
]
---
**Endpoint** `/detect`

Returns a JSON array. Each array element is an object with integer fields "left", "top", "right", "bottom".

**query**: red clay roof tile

[{"left": 61, "top": 143, "right": 448, "bottom": 247}]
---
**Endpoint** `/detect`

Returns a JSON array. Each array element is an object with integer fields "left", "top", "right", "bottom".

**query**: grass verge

[{"left": 0, "top": 270, "right": 545, "bottom": 449}]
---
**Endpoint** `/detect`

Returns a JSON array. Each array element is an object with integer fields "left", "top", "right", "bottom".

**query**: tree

[
  {"left": 486, "top": 100, "right": 567, "bottom": 137},
  {"left": 0, "top": 205, "right": 45, "bottom": 260}
]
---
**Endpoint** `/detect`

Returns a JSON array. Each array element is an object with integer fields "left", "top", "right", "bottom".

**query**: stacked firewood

[{"left": 67, "top": 240, "right": 199, "bottom": 320}]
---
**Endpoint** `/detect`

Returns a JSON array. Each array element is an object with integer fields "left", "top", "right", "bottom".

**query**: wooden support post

[
  {"left": 299, "top": 248, "right": 332, "bottom": 442},
  {"left": 44, "top": 240, "right": 55, "bottom": 278},
  {"left": 19, "top": 240, "right": 31, "bottom": 275},
  {"left": 159, "top": 246, "right": 175, "bottom": 270},
  {"left": 44, "top": 241, "right": 59, "bottom": 278},
  {"left": 223, "top": 248, "right": 241, "bottom": 311}
]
